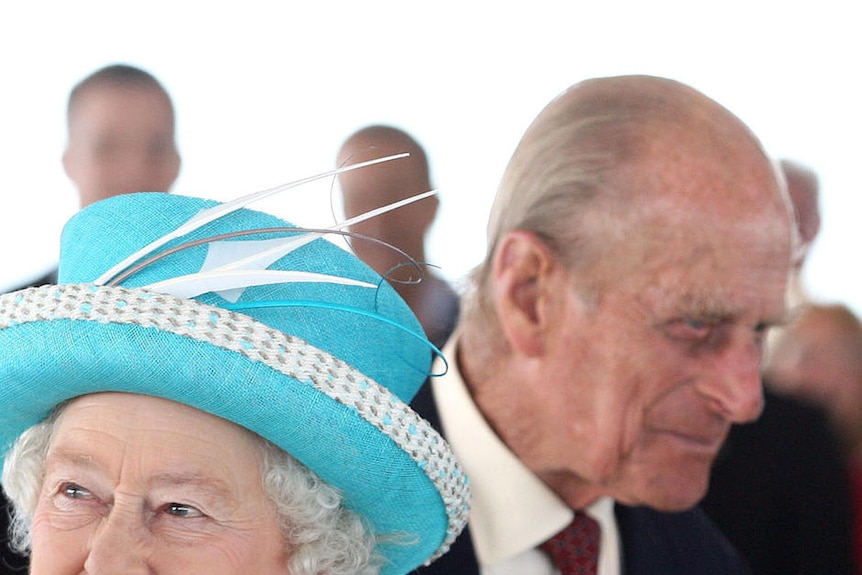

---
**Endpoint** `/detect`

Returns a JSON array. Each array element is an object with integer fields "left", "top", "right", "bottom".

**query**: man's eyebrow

[
  {"left": 668, "top": 291, "right": 790, "bottom": 329},
  {"left": 648, "top": 288, "right": 740, "bottom": 320}
]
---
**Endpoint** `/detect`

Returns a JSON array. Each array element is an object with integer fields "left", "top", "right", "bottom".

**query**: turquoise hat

[{"left": 0, "top": 191, "right": 469, "bottom": 575}]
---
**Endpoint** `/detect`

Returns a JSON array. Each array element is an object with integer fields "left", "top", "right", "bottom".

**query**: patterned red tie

[{"left": 540, "top": 512, "right": 601, "bottom": 575}]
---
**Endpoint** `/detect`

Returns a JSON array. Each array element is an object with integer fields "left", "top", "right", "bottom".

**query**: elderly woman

[{"left": 0, "top": 187, "right": 469, "bottom": 575}]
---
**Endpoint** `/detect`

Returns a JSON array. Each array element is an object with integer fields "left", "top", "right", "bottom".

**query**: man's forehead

[
  {"left": 72, "top": 109, "right": 175, "bottom": 144},
  {"left": 613, "top": 208, "right": 791, "bottom": 310},
  {"left": 70, "top": 86, "right": 172, "bottom": 127}
]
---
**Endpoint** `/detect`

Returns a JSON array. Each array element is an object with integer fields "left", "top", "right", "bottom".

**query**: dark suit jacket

[{"left": 410, "top": 383, "right": 751, "bottom": 575}]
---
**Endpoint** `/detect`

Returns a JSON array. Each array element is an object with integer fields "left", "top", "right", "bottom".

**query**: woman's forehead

[{"left": 51, "top": 393, "right": 263, "bottom": 477}]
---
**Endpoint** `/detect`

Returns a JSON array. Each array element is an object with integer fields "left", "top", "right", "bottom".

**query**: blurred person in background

[
  {"left": 337, "top": 125, "right": 458, "bottom": 350},
  {"left": 765, "top": 302, "right": 862, "bottom": 573}
]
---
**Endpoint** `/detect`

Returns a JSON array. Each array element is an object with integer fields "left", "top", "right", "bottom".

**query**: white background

[{"left": 2, "top": 1, "right": 860, "bottom": 314}]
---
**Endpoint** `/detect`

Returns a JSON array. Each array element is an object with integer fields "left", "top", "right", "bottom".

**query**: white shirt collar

[{"left": 430, "top": 335, "right": 620, "bottom": 573}]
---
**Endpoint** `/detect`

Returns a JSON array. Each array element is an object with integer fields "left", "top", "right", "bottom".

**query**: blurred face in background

[{"left": 63, "top": 84, "right": 180, "bottom": 208}]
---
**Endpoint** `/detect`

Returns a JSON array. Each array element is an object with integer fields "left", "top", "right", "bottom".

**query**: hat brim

[{"left": 0, "top": 284, "right": 467, "bottom": 574}]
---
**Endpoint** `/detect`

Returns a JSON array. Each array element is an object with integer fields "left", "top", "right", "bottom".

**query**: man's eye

[
  {"left": 754, "top": 321, "right": 771, "bottom": 335},
  {"left": 753, "top": 322, "right": 771, "bottom": 347},
  {"left": 63, "top": 483, "right": 93, "bottom": 500},
  {"left": 666, "top": 319, "right": 712, "bottom": 340},
  {"left": 166, "top": 503, "right": 205, "bottom": 518}
]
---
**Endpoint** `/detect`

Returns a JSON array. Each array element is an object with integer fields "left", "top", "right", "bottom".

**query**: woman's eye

[
  {"left": 63, "top": 483, "right": 93, "bottom": 500},
  {"left": 166, "top": 503, "right": 205, "bottom": 518}
]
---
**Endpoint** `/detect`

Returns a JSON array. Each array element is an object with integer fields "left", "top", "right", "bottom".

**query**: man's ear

[
  {"left": 417, "top": 193, "right": 439, "bottom": 235},
  {"left": 168, "top": 149, "right": 182, "bottom": 190},
  {"left": 61, "top": 146, "right": 73, "bottom": 180},
  {"left": 492, "top": 230, "right": 562, "bottom": 357}
]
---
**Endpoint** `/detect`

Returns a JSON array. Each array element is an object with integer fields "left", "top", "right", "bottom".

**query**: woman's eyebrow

[
  {"left": 45, "top": 447, "right": 100, "bottom": 470},
  {"left": 148, "top": 472, "right": 240, "bottom": 507},
  {"left": 46, "top": 450, "right": 237, "bottom": 501}
]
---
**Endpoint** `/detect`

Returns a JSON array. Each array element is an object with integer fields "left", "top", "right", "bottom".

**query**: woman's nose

[{"left": 83, "top": 502, "right": 151, "bottom": 575}]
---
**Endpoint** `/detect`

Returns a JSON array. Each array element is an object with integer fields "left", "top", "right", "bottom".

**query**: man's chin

[{"left": 616, "top": 474, "right": 710, "bottom": 512}]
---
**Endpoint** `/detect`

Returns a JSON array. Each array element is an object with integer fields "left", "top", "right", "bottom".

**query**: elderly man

[{"left": 412, "top": 75, "right": 794, "bottom": 574}]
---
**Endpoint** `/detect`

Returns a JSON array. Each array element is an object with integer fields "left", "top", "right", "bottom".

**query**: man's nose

[{"left": 698, "top": 335, "right": 765, "bottom": 423}]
